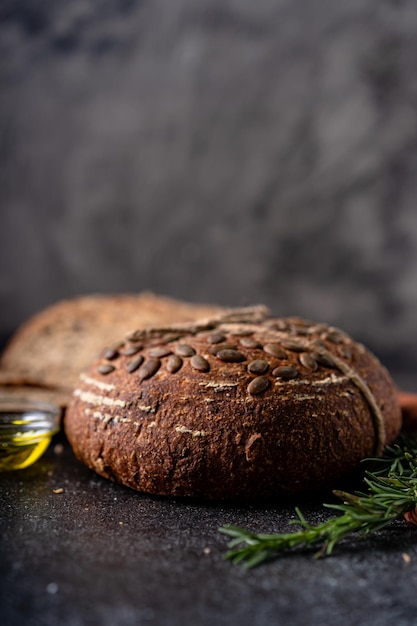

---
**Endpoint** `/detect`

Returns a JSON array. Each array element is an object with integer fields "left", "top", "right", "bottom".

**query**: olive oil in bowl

[{"left": 0, "top": 399, "right": 60, "bottom": 471}]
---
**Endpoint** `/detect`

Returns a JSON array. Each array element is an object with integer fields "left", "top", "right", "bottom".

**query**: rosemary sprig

[{"left": 220, "top": 435, "right": 417, "bottom": 567}]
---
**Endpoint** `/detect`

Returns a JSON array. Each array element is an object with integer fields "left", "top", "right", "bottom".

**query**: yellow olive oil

[{"left": 0, "top": 409, "right": 59, "bottom": 471}]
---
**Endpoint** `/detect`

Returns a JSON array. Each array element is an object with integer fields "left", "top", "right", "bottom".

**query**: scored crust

[{"left": 64, "top": 307, "right": 402, "bottom": 499}]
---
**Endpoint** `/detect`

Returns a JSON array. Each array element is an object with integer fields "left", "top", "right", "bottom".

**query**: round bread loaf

[{"left": 64, "top": 307, "right": 402, "bottom": 499}]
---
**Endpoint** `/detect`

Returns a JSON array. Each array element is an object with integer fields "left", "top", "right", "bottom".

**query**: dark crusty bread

[
  {"left": 64, "top": 307, "right": 402, "bottom": 499},
  {"left": 0, "top": 292, "right": 222, "bottom": 405}
]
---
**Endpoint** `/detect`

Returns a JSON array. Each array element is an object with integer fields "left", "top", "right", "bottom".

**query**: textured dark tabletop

[{"left": 1, "top": 426, "right": 417, "bottom": 626}]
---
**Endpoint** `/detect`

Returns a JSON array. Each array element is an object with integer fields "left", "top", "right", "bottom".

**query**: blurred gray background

[{"left": 1, "top": 0, "right": 417, "bottom": 388}]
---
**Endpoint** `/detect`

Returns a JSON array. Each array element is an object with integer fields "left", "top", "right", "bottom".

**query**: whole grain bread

[
  {"left": 64, "top": 307, "right": 402, "bottom": 499},
  {"left": 0, "top": 293, "right": 221, "bottom": 404}
]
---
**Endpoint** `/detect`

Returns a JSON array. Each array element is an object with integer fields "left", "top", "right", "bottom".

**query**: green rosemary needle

[{"left": 220, "top": 435, "right": 417, "bottom": 568}]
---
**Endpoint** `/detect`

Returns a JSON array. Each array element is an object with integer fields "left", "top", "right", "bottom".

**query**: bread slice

[
  {"left": 0, "top": 293, "right": 222, "bottom": 403},
  {"left": 0, "top": 383, "right": 71, "bottom": 409}
]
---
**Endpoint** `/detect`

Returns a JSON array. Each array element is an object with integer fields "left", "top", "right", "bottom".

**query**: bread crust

[{"left": 65, "top": 308, "right": 402, "bottom": 499}]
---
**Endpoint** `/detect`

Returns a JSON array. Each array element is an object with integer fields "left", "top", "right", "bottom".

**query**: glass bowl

[{"left": 0, "top": 396, "right": 61, "bottom": 471}]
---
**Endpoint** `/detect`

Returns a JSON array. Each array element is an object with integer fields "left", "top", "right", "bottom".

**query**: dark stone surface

[{"left": 1, "top": 433, "right": 417, "bottom": 626}]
